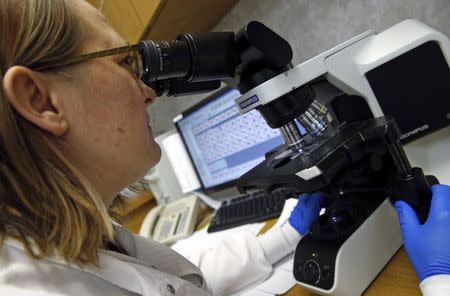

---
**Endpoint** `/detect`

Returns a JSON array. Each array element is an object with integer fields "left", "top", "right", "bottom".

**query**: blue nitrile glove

[
  {"left": 289, "top": 192, "right": 325, "bottom": 236},
  {"left": 395, "top": 184, "right": 450, "bottom": 282}
]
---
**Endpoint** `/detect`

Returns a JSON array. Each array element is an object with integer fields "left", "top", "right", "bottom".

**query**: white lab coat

[
  {"left": 0, "top": 224, "right": 208, "bottom": 296},
  {"left": 0, "top": 222, "right": 446, "bottom": 296},
  {"left": 420, "top": 275, "right": 450, "bottom": 296},
  {"left": 0, "top": 222, "right": 299, "bottom": 296}
]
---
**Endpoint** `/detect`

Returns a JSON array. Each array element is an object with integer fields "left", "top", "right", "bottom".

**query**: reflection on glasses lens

[{"left": 132, "top": 51, "right": 143, "bottom": 80}]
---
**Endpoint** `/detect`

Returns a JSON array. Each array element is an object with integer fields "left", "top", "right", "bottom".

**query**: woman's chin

[{"left": 146, "top": 141, "right": 162, "bottom": 168}]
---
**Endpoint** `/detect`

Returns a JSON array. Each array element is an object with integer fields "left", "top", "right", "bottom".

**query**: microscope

[{"left": 137, "top": 19, "right": 450, "bottom": 295}]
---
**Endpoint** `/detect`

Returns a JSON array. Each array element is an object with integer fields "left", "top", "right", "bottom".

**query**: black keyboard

[{"left": 207, "top": 188, "right": 296, "bottom": 233}]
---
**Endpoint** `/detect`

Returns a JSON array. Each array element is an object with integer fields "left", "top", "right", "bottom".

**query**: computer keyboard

[{"left": 207, "top": 188, "right": 297, "bottom": 233}]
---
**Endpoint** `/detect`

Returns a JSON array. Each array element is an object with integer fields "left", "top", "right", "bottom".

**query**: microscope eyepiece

[
  {"left": 139, "top": 32, "right": 236, "bottom": 96},
  {"left": 139, "top": 40, "right": 192, "bottom": 82},
  {"left": 138, "top": 21, "right": 293, "bottom": 97}
]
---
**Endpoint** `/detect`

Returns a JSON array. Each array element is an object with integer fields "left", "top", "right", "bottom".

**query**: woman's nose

[{"left": 139, "top": 80, "right": 157, "bottom": 103}]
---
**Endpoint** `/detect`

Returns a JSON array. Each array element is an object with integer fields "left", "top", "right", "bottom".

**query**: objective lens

[
  {"left": 296, "top": 99, "right": 328, "bottom": 137},
  {"left": 280, "top": 121, "right": 304, "bottom": 151}
]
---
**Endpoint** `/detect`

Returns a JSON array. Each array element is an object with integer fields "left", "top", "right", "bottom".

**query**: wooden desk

[{"left": 259, "top": 219, "right": 421, "bottom": 296}]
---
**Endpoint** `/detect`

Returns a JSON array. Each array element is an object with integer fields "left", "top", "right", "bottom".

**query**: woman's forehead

[{"left": 72, "top": 0, "right": 126, "bottom": 52}]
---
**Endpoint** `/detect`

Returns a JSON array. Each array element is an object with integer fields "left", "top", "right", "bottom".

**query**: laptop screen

[{"left": 174, "top": 88, "right": 300, "bottom": 191}]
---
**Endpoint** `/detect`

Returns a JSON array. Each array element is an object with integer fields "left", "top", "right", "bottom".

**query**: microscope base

[{"left": 294, "top": 198, "right": 402, "bottom": 296}]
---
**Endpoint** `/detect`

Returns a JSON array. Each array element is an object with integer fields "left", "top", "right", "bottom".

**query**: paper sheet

[
  {"left": 238, "top": 290, "right": 274, "bottom": 296},
  {"left": 251, "top": 255, "right": 296, "bottom": 295}
]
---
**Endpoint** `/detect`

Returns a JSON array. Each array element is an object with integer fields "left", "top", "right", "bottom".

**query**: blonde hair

[{"left": 0, "top": 0, "right": 114, "bottom": 265}]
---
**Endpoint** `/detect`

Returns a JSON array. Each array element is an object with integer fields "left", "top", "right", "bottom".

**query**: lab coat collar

[
  {"left": 3, "top": 237, "right": 152, "bottom": 295},
  {"left": 3, "top": 224, "right": 206, "bottom": 295},
  {"left": 112, "top": 223, "right": 205, "bottom": 287}
]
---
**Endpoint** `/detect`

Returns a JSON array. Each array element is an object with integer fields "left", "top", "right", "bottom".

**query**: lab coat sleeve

[
  {"left": 183, "top": 222, "right": 301, "bottom": 296},
  {"left": 420, "top": 275, "right": 450, "bottom": 296},
  {"left": 257, "top": 221, "right": 302, "bottom": 265}
]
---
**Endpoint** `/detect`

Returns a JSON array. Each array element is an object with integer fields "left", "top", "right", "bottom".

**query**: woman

[
  {"left": 0, "top": 1, "right": 322, "bottom": 295},
  {"left": 0, "top": 1, "right": 448, "bottom": 295}
]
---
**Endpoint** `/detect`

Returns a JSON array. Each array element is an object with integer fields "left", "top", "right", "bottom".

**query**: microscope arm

[{"left": 381, "top": 123, "right": 436, "bottom": 224}]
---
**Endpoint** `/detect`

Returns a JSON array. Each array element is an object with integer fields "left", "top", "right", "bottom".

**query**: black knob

[{"left": 303, "top": 260, "right": 321, "bottom": 284}]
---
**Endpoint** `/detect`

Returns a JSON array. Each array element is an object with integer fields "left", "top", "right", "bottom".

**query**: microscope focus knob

[{"left": 303, "top": 260, "right": 321, "bottom": 284}]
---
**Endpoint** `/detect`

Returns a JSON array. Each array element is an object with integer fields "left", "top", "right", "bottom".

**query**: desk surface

[{"left": 258, "top": 219, "right": 421, "bottom": 296}]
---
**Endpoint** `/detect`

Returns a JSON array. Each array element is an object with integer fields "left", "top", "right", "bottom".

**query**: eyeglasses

[{"left": 32, "top": 43, "right": 144, "bottom": 80}]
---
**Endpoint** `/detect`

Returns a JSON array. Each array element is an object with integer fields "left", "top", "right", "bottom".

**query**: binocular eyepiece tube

[{"left": 139, "top": 32, "right": 236, "bottom": 96}]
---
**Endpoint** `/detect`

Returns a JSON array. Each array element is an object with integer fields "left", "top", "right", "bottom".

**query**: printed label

[
  {"left": 239, "top": 95, "right": 259, "bottom": 110},
  {"left": 400, "top": 124, "right": 429, "bottom": 140}
]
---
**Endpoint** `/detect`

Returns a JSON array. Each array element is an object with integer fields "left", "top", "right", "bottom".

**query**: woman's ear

[{"left": 3, "top": 66, "right": 69, "bottom": 136}]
